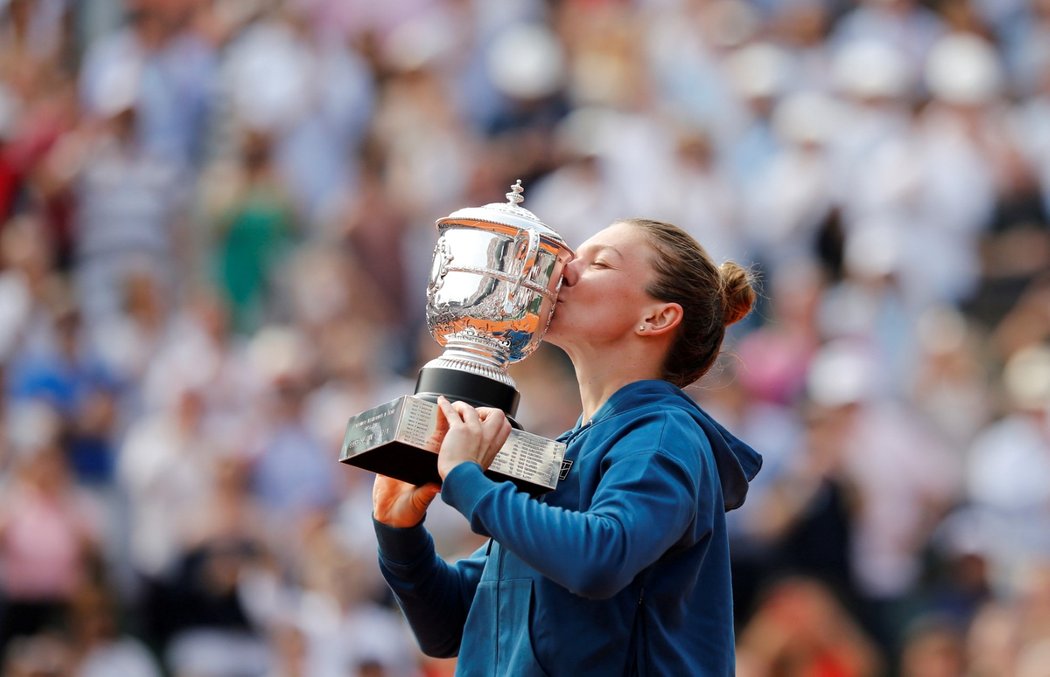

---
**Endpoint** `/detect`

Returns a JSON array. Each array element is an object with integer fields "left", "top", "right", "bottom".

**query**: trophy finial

[{"left": 506, "top": 179, "right": 524, "bottom": 206}]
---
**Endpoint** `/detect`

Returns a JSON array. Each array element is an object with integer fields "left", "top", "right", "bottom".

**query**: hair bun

[{"left": 719, "top": 261, "right": 757, "bottom": 326}]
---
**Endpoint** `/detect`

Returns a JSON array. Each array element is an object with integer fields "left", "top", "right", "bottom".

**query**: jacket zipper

[
  {"left": 494, "top": 540, "right": 506, "bottom": 672},
  {"left": 559, "top": 419, "right": 593, "bottom": 446}
]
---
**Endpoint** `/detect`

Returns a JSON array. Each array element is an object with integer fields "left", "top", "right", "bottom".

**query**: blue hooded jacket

[{"left": 375, "top": 379, "right": 762, "bottom": 676}]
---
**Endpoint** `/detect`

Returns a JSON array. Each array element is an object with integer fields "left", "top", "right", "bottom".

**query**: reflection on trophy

[{"left": 339, "top": 181, "right": 575, "bottom": 494}]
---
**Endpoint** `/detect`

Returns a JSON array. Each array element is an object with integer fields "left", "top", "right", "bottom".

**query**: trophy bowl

[
  {"left": 415, "top": 180, "right": 574, "bottom": 417},
  {"left": 339, "top": 181, "right": 575, "bottom": 494}
]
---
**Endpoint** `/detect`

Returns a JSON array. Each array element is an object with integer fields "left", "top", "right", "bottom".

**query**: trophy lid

[{"left": 437, "top": 180, "right": 570, "bottom": 250}]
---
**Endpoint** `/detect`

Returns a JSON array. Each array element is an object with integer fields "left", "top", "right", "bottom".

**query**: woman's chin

[{"left": 542, "top": 320, "right": 565, "bottom": 347}]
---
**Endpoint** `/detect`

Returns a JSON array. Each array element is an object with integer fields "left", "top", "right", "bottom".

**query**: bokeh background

[{"left": 1, "top": 0, "right": 1049, "bottom": 675}]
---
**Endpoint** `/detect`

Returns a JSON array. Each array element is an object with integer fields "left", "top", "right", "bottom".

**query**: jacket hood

[{"left": 587, "top": 380, "right": 763, "bottom": 511}]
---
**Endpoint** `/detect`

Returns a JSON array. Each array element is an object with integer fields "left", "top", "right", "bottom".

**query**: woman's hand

[
  {"left": 372, "top": 476, "right": 440, "bottom": 528},
  {"left": 435, "top": 396, "right": 512, "bottom": 480},
  {"left": 371, "top": 397, "right": 511, "bottom": 526}
]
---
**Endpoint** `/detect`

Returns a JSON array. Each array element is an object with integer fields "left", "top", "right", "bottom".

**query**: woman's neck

[{"left": 569, "top": 344, "right": 664, "bottom": 424}]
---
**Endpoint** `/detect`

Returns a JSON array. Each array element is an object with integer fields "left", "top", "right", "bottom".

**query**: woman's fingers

[
  {"left": 436, "top": 395, "right": 457, "bottom": 422},
  {"left": 480, "top": 407, "right": 508, "bottom": 435},
  {"left": 438, "top": 397, "right": 480, "bottom": 426},
  {"left": 434, "top": 398, "right": 512, "bottom": 479}
]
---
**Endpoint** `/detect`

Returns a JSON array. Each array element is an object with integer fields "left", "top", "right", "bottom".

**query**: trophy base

[
  {"left": 414, "top": 366, "right": 520, "bottom": 418},
  {"left": 340, "top": 395, "right": 565, "bottom": 495}
]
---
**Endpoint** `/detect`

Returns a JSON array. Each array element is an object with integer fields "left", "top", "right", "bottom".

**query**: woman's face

[{"left": 546, "top": 221, "right": 659, "bottom": 350}]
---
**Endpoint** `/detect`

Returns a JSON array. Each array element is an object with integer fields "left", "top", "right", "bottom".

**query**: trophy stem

[
  {"left": 414, "top": 366, "right": 521, "bottom": 421},
  {"left": 443, "top": 334, "right": 513, "bottom": 372},
  {"left": 421, "top": 332, "right": 517, "bottom": 387}
]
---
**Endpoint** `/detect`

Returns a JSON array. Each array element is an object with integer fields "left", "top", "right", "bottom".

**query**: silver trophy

[{"left": 339, "top": 181, "right": 575, "bottom": 494}]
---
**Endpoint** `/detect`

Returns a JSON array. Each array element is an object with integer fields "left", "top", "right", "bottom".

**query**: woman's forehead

[{"left": 579, "top": 221, "right": 647, "bottom": 251}]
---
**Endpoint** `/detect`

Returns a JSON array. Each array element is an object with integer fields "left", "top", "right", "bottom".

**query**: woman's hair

[{"left": 624, "top": 218, "right": 757, "bottom": 387}]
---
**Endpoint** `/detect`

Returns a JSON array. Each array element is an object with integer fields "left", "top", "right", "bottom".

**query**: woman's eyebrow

[{"left": 576, "top": 243, "right": 623, "bottom": 260}]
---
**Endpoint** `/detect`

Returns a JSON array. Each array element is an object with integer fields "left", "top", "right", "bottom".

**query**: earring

[{"left": 639, "top": 325, "right": 646, "bottom": 331}]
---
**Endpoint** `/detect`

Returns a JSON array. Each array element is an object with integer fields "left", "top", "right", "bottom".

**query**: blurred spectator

[
  {"left": 161, "top": 455, "right": 271, "bottom": 677},
  {"left": 804, "top": 341, "right": 962, "bottom": 654},
  {"left": 0, "top": 218, "right": 43, "bottom": 366},
  {"left": 910, "top": 33, "right": 1010, "bottom": 305},
  {"left": 78, "top": 0, "right": 217, "bottom": 168},
  {"left": 246, "top": 326, "right": 339, "bottom": 526},
  {"left": 735, "top": 259, "right": 825, "bottom": 406},
  {"left": 908, "top": 306, "right": 992, "bottom": 446},
  {"left": 48, "top": 64, "right": 190, "bottom": 324},
  {"left": 965, "top": 343, "right": 1050, "bottom": 593},
  {"left": 647, "top": 124, "right": 744, "bottom": 263},
  {"left": 919, "top": 508, "right": 995, "bottom": 629},
  {"left": 699, "top": 357, "right": 809, "bottom": 625},
  {"left": 643, "top": 0, "right": 754, "bottom": 144},
  {"left": 991, "top": 272, "right": 1050, "bottom": 361},
  {"left": 719, "top": 41, "right": 786, "bottom": 198},
  {"left": 768, "top": 0, "right": 835, "bottom": 90},
  {"left": 325, "top": 151, "right": 411, "bottom": 341},
  {"left": 758, "top": 400, "right": 857, "bottom": 594},
  {"left": 0, "top": 631, "right": 74, "bottom": 677},
  {"left": 116, "top": 385, "right": 217, "bottom": 606},
  {"left": 1001, "top": 0, "right": 1050, "bottom": 96},
  {"left": 966, "top": 600, "right": 1023, "bottom": 677},
  {"left": 273, "top": 511, "right": 424, "bottom": 677},
  {"left": 828, "top": 38, "right": 914, "bottom": 216},
  {"left": 69, "top": 582, "right": 161, "bottom": 677},
  {"left": 526, "top": 107, "right": 628, "bottom": 248},
  {"left": 88, "top": 268, "right": 169, "bottom": 423},
  {"left": 818, "top": 221, "right": 920, "bottom": 391},
  {"left": 736, "top": 576, "right": 884, "bottom": 677},
  {"left": 1015, "top": 561, "right": 1050, "bottom": 656},
  {"left": 200, "top": 128, "right": 297, "bottom": 334},
  {"left": 4, "top": 291, "right": 121, "bottom": 486},
  {"left": 830, "top": 0, "right": 946, "bottom": 84},
  {"left": 216, "top": 4, "right": 374, "bottom": 223},
  {"left": 0, "top": 437, "right": 103, "bottom": 655},
  {"left": 898, "top": 614, "right": 967, "bottom": 677},
  {"left": 138, "top": 287, "right": 262, "bottom": 444},
  {"left": 741, "top": 90, "right": 842, "bottom": 280}
]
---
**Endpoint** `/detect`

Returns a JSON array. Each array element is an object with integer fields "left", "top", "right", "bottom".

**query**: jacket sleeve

[
  {"left": 440, "top": 432, "right": 713, "bottom": 600},
  {"left": 374, "top": 518, "right": 487, "bottom": 658}
]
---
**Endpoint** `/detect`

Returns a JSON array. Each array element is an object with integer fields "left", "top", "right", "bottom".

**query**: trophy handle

[{"left": 504, "top": 229, "right": 539, "bottom": 315}]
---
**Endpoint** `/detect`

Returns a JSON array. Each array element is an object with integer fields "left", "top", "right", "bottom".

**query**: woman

[{"left": 372, "top": 219, "right": 762, "bottom": 675}]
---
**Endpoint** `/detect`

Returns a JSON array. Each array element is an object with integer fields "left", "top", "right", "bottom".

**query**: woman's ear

[{"left": 639, "top": 302, "right": 683, "bottom": 336}]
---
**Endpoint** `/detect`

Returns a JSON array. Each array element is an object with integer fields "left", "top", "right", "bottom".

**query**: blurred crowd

[{"left": 0, "top": 0, "right": 1049, "bottom": 675}]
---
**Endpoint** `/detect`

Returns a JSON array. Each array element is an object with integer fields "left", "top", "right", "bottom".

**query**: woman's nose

[{"left": 561, "top": 258, "right": 579, "bottom": 286}]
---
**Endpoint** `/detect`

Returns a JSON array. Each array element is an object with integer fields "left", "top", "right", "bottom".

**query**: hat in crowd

[
  {"left": 380, "top": 10, "right": 459, "bottom": 73},
  {"left": 925, "top": 33, "right": 1003, "bottom": 106},
  {"left": 725, "top": 42, "right": 792, "bottom": 101},
  {"left": 771, "top": 91, "right": 843, "bottom": 145},
  {"left": 844, "top": 218, "right": 903, "bottom": 279},
  {"left": 86, "top": 59, "right": 142, "bottom": 118},
  {"left": 248, "top": 324, "right": 315, "bottom": 387},
  {"left": 4, "top": 399, "right": 62, "bottom": 458},
  {"left": 487, "top": 23, "right": 565, "bottom": 100},
  {"left": 1003, "top": 343, "right": 1050, "bottom": 411},
  {"left": 554, "top": 106, "right": 617, "bottom": 159},
  {"left": 806, "top": 339, "right": 877, "bottom": 407},
  {"left": 831, "top": 39, "right": 912, "bottom": 101},
  {"left": 225, "top": 23, "right": 313, "bottom": 131}
]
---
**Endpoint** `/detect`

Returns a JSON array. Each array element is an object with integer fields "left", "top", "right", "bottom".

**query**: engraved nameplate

[{"left": 340, "top": 395, "right": 565, "bottom": 494}]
